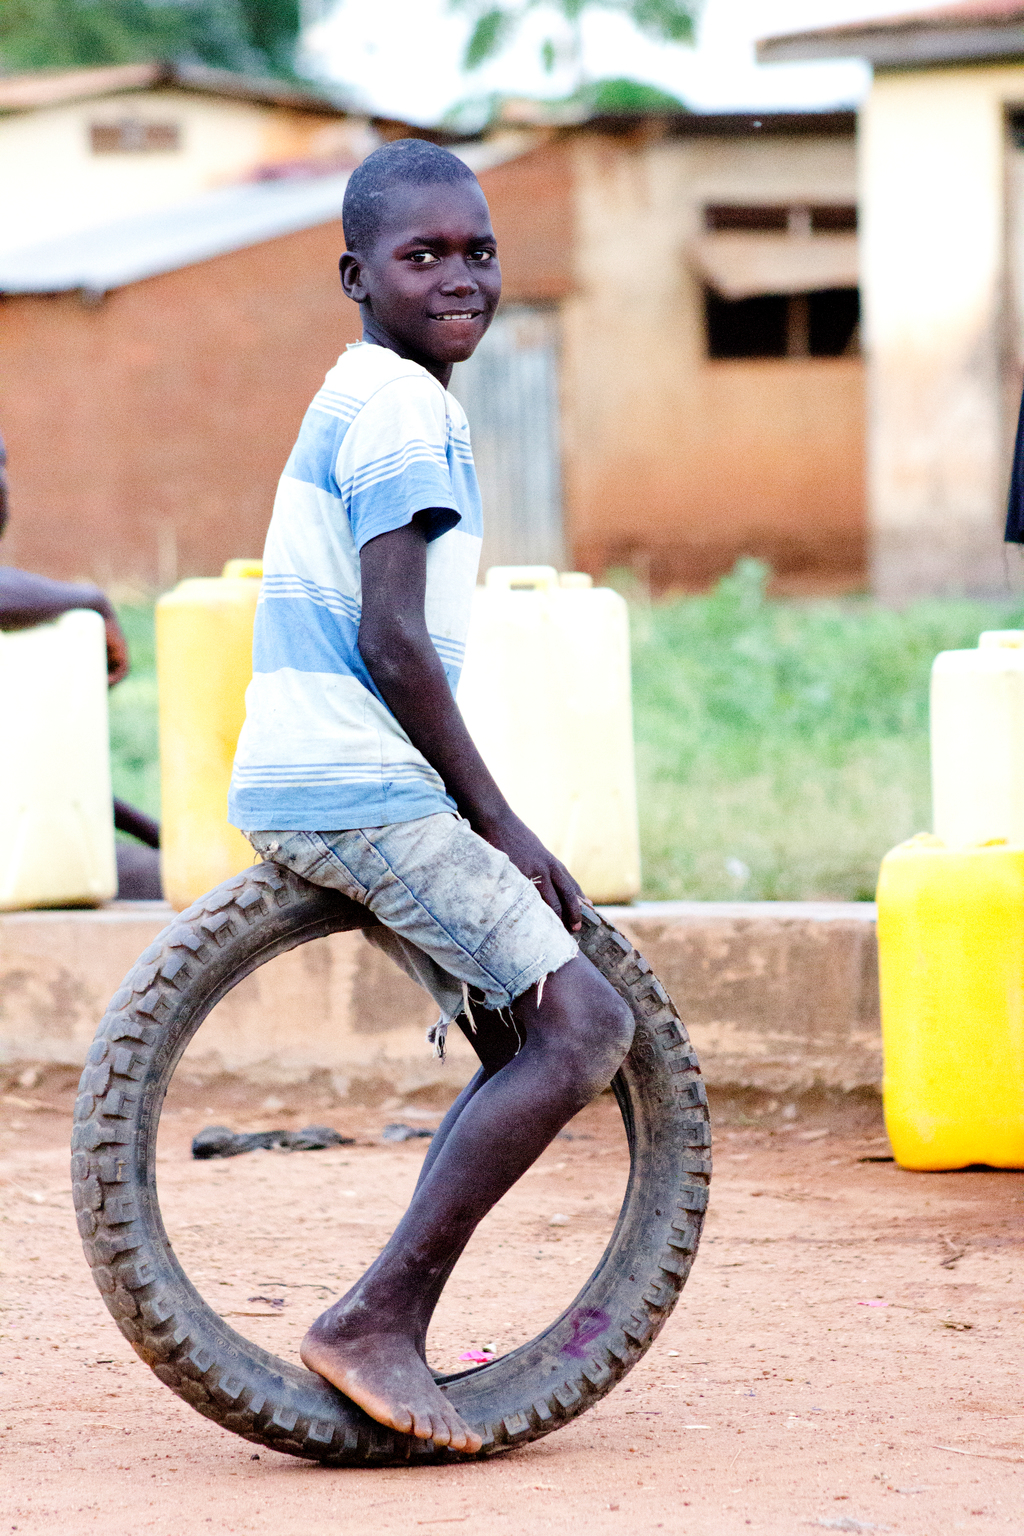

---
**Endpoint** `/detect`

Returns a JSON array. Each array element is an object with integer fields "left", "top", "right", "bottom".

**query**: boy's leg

[
  {"left": 402, "top": 1005, "right": 527, "bottom": 1353},
  {"left": 300, "top": 952, "right": 633, "bottom": 1451},
  {"left": 412, "top": 1002, "right": 522, "bottom": 1196}
]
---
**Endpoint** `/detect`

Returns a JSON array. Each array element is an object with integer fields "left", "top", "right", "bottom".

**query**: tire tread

[{"left": 73, "top": 864, "right": 710, "bottom": 1463}]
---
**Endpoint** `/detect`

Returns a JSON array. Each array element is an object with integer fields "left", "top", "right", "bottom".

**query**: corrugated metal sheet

[
  {"left": 0, "top": 59, "right": 358, "bottom": 116},
  {"left": 0, "top": 132, "right": 519, "bottom": 297},
  {"left": 450, "top": 305, "right": 564, "bottom": 570},
  {"left": 758, "top": 2, "right": 1024, "bottom": 66},
  {"left": 0, "top": 172, "right": 351, "bottom": 295}
]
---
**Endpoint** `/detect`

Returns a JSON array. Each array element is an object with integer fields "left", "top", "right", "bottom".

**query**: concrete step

[{"left": 0, "top": 899, "right": 879, "bottom": 1102}]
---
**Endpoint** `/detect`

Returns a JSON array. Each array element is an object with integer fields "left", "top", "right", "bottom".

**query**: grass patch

[
  {"left": 110, "top": 569, "right": 1024, "bottom": 900},
  {"left": 628, "top": 560, "right": 1024, "bottom": 901},
  {"left": 108, "top": 602, "right": 160, "bottom": 822}
]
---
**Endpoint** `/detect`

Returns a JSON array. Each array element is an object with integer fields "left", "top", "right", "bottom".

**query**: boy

[{"left": 229, "top": 138, "right": 634, "bottom": 1455}]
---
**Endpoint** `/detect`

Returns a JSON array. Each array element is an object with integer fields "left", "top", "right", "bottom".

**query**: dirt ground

[{"left": 1, "top": 1071, "right": 1022, "bottom": 1536}]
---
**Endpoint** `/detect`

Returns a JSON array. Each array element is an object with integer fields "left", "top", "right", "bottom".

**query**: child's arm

[
  {"left": 358, "top": 515, "right": 582, "bottom": 933},
  {"left": 0, "top": 566, "right": 131, "bottom": 683}
]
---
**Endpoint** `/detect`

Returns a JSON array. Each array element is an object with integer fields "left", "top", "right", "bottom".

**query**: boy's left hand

[{"left": 479, "top": 808, "right": 583, "bottom": 933}]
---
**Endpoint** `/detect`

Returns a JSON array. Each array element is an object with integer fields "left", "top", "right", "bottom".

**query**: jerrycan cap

[
  {"left": 485, "top": 565, "right": 558, "bottom": 591},
  {"left": 483, "top": 566, "right": 595, "bottom": 592},
  {"left": 978, "top": 630, "right": 1024, "bottom": 648},
  {"left": 222, "top": 558, "right": 263, "bottom": 580},
  {"left": 902, "top": 832, "right": 1015, "bottom": 852}
]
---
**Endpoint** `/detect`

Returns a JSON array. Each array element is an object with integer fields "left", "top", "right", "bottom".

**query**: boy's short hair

[{"left": 342, "top": 138, "right": 480, "bottom": 256}]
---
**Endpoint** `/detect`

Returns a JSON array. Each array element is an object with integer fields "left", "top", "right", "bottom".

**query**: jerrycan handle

[
  {"left": 484, "top": 565, "right": 559, "bottom": 591},
  {"left": 222, "top": 559, "right": 263, "bottom": 579}
]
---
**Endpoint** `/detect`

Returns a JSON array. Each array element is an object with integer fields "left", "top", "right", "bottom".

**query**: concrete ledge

[
  {"left": 605, "top": 902, "right": 880, "bottom": 1096},
  {"left": 0, "top": 899, "right": 880, "bottom": 1100}
]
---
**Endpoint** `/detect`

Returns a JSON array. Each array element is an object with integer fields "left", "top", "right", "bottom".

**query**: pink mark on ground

[{"left": 857, "top": 1300, "right": 889, "bottom": 1308}]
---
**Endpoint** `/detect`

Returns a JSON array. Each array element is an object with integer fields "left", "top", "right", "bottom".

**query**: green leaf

[
  {"left": 624, "top": 0, "right": 697, "bottom": 46},
  {"left": 449, "top": 0, "right": 698, "bottom": 76},
  {"left": 463, "top": 7, "right": 515, "bottom": 69}
]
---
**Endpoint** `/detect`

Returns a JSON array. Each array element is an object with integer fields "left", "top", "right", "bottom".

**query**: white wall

[
  {"left": 862, "top": 64, "right": 1024, "bottom": 599},
  {"left": 0, "top": 90, "right": 371, "bottom": 254}
]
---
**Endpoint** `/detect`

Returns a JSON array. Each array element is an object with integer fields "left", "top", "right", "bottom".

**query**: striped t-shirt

[{"left": 228, "top": 341, "right": 482, "bottom": 831}]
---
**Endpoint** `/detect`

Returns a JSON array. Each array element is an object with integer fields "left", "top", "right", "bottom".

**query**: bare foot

[{"left": 301, "top": 1318, "right": 483, "bottom": 1453}]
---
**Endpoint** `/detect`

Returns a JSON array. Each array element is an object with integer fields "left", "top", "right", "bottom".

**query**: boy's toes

[
  {"left": 446, "top": 1413, "right": 481, "bottom": 1453},
  {"left": 410, "top": 1409, "right": 440, "bottom": 1442}
]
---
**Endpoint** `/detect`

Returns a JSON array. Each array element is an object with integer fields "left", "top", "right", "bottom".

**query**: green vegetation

[
  {"left": 108, "top": 565, "right": 1024, "bottom": 900},
  {"left": 452, "top": 0, "right": 697, "bottom": 75},
  {"left": 444, "top": 74, "right": 687, "bottom": 132},
  {"left": 0, "top": 0, "right": 302, "bottom": 78},
  {"left": 571, "top": 75, "right": 686, "bottom": 113},
  {"left": 107, "top": 601, "right": 159, "bottom": 824},
  {"left": 627, "top": 560, "right": 1024, "bottom": 902}
]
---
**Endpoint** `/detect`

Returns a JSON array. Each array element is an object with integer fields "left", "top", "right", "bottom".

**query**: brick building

[{"left": 0, "top": 93, "right": 865, "bottom": 593}]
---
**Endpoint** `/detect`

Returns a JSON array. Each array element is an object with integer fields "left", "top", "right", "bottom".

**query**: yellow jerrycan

[
  {"left": 0, "top": 608, "right": 117, "bottom": 910},
  {"left": 457, "top": 565, "right": 641, "bottom": 904},
  {"left": 156, "top": 560, "right": 262, "bottom": 911},
  {"left": 877, "top": 837, "right": 1024, "bottom": 1170}
]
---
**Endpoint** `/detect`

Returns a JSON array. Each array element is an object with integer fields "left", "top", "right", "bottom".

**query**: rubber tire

[{"left": 71, "top": 862, "right": 711, "bottom": 1465}]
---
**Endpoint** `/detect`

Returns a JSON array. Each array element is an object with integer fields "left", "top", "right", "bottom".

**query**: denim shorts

[{"left": 247, "top": 814, "right": 578, "bottom": 1055}]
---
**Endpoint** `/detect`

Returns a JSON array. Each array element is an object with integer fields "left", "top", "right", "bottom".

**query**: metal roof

[
  {"left": 758, "top": 2, "right": 1024, "bottom": 67},
  {"left": 0, "top": 108, "right": 859, "bottom": 298},
  {"left": 0, "top": 60, "right": 359, "bottom": 116},
  {"left": 0, "top": 171, "right": 352, "bottom": 295}
]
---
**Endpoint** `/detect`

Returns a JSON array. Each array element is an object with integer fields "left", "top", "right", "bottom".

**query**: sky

[{"left": 302, "top": 0, "right": 947, "bottom": 125}]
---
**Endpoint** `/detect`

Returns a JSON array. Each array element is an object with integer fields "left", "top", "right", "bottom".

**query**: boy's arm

[
  {"left": 358, "top": 515, "right": 582, "bottom": 933},
  {"left": 0, "top": 566, "right": 130, "bottom": 683}
]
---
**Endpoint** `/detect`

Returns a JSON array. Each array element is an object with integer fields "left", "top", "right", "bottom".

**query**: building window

[
  {"left": 705, "top": 288, "right": 860, "bottom": 359},
  {"left": 90, "top": 119, "right": 181, "bottom": 154},
  {"left": 704, "top": 204, "right": 857, "bottom": 234}
]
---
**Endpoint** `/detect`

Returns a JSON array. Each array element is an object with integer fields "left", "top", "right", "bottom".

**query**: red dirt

[{"left": 1, "top": 1076, "right": 1022, "bottom": 1535}]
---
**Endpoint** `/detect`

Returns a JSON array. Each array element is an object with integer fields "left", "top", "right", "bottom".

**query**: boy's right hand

[
  {"left": 103, "top": 610, "right": 130, "bottom": 685},
  {"left": 0, "top": 567, "right": 131, "bottom": 684},
  {"left": 479, "top": 809, "right": 583, "bottom": 933}
]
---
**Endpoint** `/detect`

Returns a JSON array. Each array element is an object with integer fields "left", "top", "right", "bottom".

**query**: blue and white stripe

[{"left": 229, "top": 342, "right": 482, "bottom": 832}]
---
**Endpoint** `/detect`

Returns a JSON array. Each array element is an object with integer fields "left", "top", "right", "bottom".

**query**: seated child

[
  {"left": 0, "top": 435, "right": 161, "bottom": 897},
  {"left": 229, "top": 138, "right": 634, "bottom": 1454}
]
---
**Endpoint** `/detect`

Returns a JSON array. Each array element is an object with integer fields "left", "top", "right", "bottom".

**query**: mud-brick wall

[
  {"left": 560, "top": 126, "right": 867, "bottom": 592},
  {"left": 0, "top": 223, "right": 361, "bottom": 588}
]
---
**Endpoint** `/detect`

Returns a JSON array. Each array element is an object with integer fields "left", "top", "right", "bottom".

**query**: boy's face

[{"left": 340, "top": 179, "right": 501, "bottom": 382}]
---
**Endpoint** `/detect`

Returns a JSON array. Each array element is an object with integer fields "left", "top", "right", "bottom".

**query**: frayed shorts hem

[{"left": 246, "top": 814, "right": 578, "bottom": 1057}]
